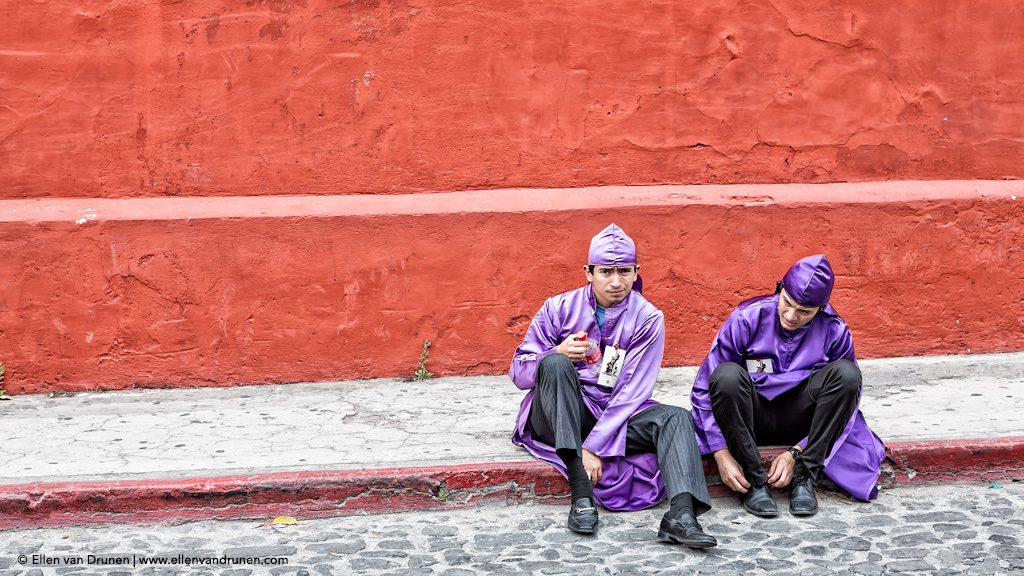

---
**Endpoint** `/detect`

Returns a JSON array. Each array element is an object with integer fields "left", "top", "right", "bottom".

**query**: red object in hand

[
  {"left": 582, "top": 338, "right": 601, "bottom": 365},
  {"left": 571, "top": 331, "right": 601, "bottom": 365}
]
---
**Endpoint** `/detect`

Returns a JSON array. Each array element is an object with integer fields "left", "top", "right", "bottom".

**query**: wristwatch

[{"left": 787, "top": 447, "right": 802, "bottom": 460}]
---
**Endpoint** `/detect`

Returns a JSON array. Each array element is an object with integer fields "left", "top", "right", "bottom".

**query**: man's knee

[
  {"left": 540, "top": 353, "right": 575, "bottom": 371},
  {"left": 537, "top": 353, "right": 579, "bottom": 387},
  {"left": 663, "top": 405, "right": 696, "bottom": 432},
  {"left": 709, "top": 362, "right": 748, "bottom": 399},
  {"left": 634, "top": 405, "right": 696, "bottom": 443},
  {"left": 827, "top": 359, "right": 861, "bottom": 396}
]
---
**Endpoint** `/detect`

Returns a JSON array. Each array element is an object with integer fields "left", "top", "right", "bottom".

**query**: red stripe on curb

[
  {"left": 880, "top": 437, "right": 1024, "bottom": 485},
  {"left": 1, "top": 438, "right": 1022, "bottom": 529}
]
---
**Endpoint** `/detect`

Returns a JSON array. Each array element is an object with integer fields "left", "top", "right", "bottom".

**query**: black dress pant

[
  {"left": 708, "top": 360, "right": 860, "bottom": 486},
  {"left": 528, "top": 354, "right": 711, "bottom": 514}
]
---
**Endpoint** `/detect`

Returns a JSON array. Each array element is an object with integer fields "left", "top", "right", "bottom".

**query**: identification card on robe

[
  {"left": 746, "top": 358, "right": 774, "bottom": 374},
  {"left": 597, "top": 345, "right": 627, "bottom": 388}
]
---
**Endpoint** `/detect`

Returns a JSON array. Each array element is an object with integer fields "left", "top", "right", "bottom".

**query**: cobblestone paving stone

[{"left": 0, "top": 483, "right": 1022, "bottom": 575}]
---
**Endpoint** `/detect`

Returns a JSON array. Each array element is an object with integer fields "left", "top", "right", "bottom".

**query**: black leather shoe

[
  {"left": 789, "top": 476, "right": 818, "bottom": 516},
  {"left": 657, "top": 512, "right": 718, "bottom": 548},
  {"left": 741, "top": 484, "right": 779, "bottom": 517},
  {"left": 567, "top": 497, "right": 599, "bottom": 534}
]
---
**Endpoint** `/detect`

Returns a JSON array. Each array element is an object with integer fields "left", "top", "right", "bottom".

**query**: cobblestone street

[{"left": 1, "top": 482, "right": 1022, "bottom": 575}]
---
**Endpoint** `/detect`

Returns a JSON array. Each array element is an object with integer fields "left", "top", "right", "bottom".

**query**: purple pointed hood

[
  {"left": 588, "top": 224, "right": 637, "bottom": 266},
  {"left": 782, "top": 255, "right": 834, "bottom": 307}
]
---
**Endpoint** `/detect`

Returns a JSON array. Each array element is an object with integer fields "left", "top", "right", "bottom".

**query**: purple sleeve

[
  {"left": 690, "top": 309, "right": 748, "bottom": 455},
  {"left": 827, "top": 321, "right": 857, "bottom": 364},
  {"left": 509, "top": 300, "right": 562, "bottom": 390},
  {"left": 582, "top": 310, "right": 665, "bottom": 458}
]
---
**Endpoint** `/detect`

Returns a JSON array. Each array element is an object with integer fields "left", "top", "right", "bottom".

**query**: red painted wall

[
  {"left": 0, "top": 182, "right": 1021, "bottom": 394},
  {"left": 3, "top": 1, "right": 1023, "bottom": 199}
]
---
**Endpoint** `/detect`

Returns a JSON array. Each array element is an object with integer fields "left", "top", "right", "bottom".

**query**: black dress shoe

[
  {"left": 657, "top": 512, "right": 718, "bottom": 548},
  {"left": 741, "top": 483, "right": 779, "bottom": 517},
  {"left": 789, "top": 476, "right": 818, "bottom": 516},
  {"left": 567, "top": 497, "right": 599, "bottom": 534}
]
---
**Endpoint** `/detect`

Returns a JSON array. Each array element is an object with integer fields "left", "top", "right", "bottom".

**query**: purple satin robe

[
  {"left": 690, "top": 293, "right": 885, "bottom": 501},
  {"left": 510, "top": 286, "right": 668, "bottom": 510}
]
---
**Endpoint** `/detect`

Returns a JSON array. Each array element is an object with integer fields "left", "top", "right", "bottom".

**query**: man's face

[
  {"left": 777, "top": 287, "right": 821, "bottom": 331},
  {"left": 585, "top": 264, "right": 638, "bottom": 307}
]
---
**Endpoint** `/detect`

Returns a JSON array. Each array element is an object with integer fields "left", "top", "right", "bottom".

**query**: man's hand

[
  {"left": 767, "top": 447, "right": 800, "bottom": 488},
  {"left": 555, "top": 331, "right": 590, "bottom": 362},
  {"left": 582, "top": 448, "right": 603, "bottom": 486},
  {"left": 714, "top": 448, "right": 751, "bottom": 493}
]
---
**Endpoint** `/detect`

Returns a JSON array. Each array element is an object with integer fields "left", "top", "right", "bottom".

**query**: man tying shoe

[
  {"left": 690, "top": 255, "right": 884, "bottom": 517},
  {"left": 510, "top": 224, "right": 716, "bottom": 547}
]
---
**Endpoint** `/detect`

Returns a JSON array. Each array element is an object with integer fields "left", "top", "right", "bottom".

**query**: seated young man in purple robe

[
  {"left": 510, "top": 224, "right": 716, "bottom": 547},
  {"left": 690, "top": 255, "right": 885, "bottom": 517}
]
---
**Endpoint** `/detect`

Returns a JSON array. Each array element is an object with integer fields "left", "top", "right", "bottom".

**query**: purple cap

[
  {"left": 588, "top": 224, "right": 637, "bottom": 265},
  {"left": 782, "top": 255, "right": 834, "bottom": 307}
]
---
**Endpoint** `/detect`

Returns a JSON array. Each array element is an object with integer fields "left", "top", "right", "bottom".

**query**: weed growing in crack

[{"left": 413, "top": 340, "right": 433, "bottom": 381}]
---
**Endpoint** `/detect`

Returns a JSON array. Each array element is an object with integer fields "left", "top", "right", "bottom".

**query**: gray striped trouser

[{"left": 528, "top": 353, "right": 711, "bottom": 514}]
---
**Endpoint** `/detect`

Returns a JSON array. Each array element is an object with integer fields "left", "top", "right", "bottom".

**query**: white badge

[
  {"left": 597, "top": 345, "right": 627, "bottom": 388},
  {"left": 745, "top": 358, "right": 774, "bottom": 374}
]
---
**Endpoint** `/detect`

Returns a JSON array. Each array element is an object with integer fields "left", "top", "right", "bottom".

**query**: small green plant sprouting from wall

[{"left": 414, "top": 340, "right": 433, "bottom": 381}]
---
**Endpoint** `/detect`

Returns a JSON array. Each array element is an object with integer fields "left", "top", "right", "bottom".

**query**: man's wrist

[{"left": 786, "top": 446, "right": 802, "bottom": 460}]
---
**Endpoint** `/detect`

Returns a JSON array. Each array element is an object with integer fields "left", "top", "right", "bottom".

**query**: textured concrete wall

[
  {"left": 0, "top": 181, "right": 1021, "bottom": 394},
  {"left": 3, "top": 2, "right": 1023, "bottom": 393},
  {"left": 3, "top": 0, "right": 1023, "bottom": 199}
]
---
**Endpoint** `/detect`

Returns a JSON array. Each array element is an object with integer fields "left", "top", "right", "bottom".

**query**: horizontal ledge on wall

[{"left": 1, "top": 180, "right": 1021, "bottom": 224}]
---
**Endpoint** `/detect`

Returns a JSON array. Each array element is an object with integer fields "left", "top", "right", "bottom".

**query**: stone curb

[{"left": 2, "top": 437, "right": 1022, "bottom": 530}]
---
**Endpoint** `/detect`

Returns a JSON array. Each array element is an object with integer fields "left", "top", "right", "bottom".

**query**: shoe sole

[
  {"left": 742, "top": 504, "right": 779, "bottom": 517},
  {"left": 568, "top": 524, "right": 597, "bottom": 535},
  {"left": 789, "top": 507, "right": 818, "bottom": 516},
  {"left": 656, "top": 531, "right": 717, "bottom": 548}
]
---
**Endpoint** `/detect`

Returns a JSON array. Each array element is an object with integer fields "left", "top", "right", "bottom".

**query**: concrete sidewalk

[{"left": 2, "top": 353, "right": 1023, "bottom": 528}]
